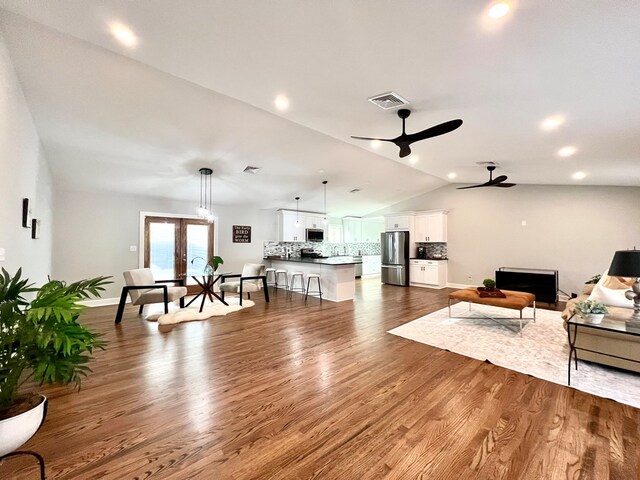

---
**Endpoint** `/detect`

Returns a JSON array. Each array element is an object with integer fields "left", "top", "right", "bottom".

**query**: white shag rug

[
  {"left": 388, "top": 303, "right": 640, "bottom": 408},
  {"left": 143, "top": 298, "right": 254, "bottom": 325}
]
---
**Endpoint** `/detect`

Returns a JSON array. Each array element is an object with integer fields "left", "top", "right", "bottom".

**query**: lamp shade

[{"left": 608, "top": 249, "right": 640, "bottom": 277}]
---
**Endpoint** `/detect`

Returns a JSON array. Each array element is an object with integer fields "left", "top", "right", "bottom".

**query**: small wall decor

[
  {"left": 22, "top": 198, "right": 32, "bottom": 228},
  {"left": 31, "top": 219, "right": 40, "bottom": 239},
  {"left": 233, "top": 225, "right": 251, "bottom": 243}
]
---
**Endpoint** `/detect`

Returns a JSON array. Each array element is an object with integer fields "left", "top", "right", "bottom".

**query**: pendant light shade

[
  {"left": 322, "top": 180, "right": 328, "bottom": 225},
  {"left": 197, "top": 168, "right": 214, "bottom": 223},
  {"left": 295, "top": 196, "right": 300, "bottom": 226}
]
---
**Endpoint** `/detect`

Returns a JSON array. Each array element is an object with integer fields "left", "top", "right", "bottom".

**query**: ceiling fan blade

[
  {"left": 494, "top": 183, "right": 516, "bottom": 188},
  {"left": 456, "top": 184, "right": 487, "bottom": 190},
  {"left": 404, "top": 119, "right": 463, "bottom": 144},
  {"left": 398, "top": 144, "right": 412, "bottom": 158},
  {"left": 350, "top": 135, "right": 394, "bottom": 142},
  {"left": 489, "top": 175, "right": 508, "bottom": 184}
]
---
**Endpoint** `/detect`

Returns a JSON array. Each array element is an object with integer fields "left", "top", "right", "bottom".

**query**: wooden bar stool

[
  {"left": 289, "top": 271, "right": 305, "bottom": 298},
  {"left": 305, "top": 273, "right": 322, "bottom": 303},
  {"left": 275, "top": 269, "right": 289, "bottom": 294}
]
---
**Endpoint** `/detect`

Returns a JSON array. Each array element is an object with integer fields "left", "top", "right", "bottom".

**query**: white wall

[
  {"left": 375, "top": 184, "right": 640, "bottom": 296},
  {"left": 53, "top": 189, "right": 277, "bottom": 298},
  {"left": 0, "top": 31, "right": 53, "bottom": 284}
]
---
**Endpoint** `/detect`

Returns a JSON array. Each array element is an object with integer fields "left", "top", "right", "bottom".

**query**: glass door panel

[
  {"left": 147, "top": 221, "right": 178, "bottom": 280},
  {"left": 185, "top": 223, "right": 211, "bottom": 284}
]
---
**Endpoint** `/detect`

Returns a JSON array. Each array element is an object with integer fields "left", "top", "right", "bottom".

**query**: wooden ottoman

[{"left": 448, "top": 288, "right": 536, "bottom": 334}]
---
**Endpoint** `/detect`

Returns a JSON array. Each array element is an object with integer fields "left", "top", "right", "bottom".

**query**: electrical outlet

[
  {"left": 467, "top": 275, "right": 473, "bottom": 282},
  {"left": 130, "top": 245, "right": 137, "bottom": 252}
]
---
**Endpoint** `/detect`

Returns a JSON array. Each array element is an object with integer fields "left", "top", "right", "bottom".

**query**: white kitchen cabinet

[
  {"left": 409, "top": 259, "right": 447, "bottom": 288},
  {"left": 385, "top": 214, "right": 413, "bottom": 231},
  {"left": 362, "top": 255, "right": 381, "bottom": 275},
  {"left": 278, "top": 211, "right": 305, "bottom": 242},
  {"left": 305, "top": 215, "right": 324, "bottom": 230},
  {"left": 343, "top": 217, "right": 363, "bottom": 242},
  {"left": 361, "top": 218, "right": 384, "bottom": 242},
  {"left": 413, "top": 212, "right": 447, "bottom": 242}
]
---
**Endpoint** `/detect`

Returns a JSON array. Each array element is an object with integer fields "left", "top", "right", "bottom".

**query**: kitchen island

[{"left": 267, "top": 256, "right": 362, "bottom": 302}]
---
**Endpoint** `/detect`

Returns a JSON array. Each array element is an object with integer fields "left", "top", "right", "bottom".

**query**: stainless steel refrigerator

[{"left": 381, "top": 231, "right": 410, "bottom": 286}]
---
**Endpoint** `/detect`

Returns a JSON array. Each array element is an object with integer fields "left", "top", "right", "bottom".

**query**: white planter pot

[
  {"left": 0, "top": 395, "right": 47, "bottom": 456},
  {"left": 581, "top": 313, "right": 605, "bottom": 324}
]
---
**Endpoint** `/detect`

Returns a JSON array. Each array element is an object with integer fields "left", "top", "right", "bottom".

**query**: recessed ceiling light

[
  {"left": 488, "top": 2, "right": 511, "bottom": 18},
  {"left": 558, "top": 146, "right": 577, "bottom": 157},
  {"left": 370, "top": 140, "right": 382, "bottom": 149},
  {"left": 274, "top": 94, "right": 289, "bottom": 111},
  {"left": 447, "top": 172, "right": 457, "bottom": 179},
  {"left": 572, "top": 171, "right": 587, "bottom": 180},
  {"left": 109, "top": 22, "right": 137, "bottom": 48},
  {"left": 408, "top": 155, "right": 419, "bottom": 164},
  {"left": 540, "top": 115, "right": 565, "bottom": 131}
]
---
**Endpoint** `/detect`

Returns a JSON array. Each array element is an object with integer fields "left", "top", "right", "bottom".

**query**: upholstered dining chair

[
  {"left": 114, "top": 268, "right": 187, "bottom": 324},
  {"left": 219, "top": 263, "right": 270, "bottom": 306}
]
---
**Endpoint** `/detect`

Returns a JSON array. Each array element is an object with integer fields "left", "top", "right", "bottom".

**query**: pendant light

[
  {"left": 295, "top": 196, "right": 300, "bottom": 226},
  {"left": 197, "top": 168, "right": 214, "bottom": 223},
  {"left": 322, "top": 180, "right": 328, "bottom": 225}
]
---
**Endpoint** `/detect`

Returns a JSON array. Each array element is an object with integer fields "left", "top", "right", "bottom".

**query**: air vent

[
  {"left": 367, "top": 91, "right": 409, "bottom": 110},
  {"left": 349, "top": 188, "right": 361, "bottom": 194},
  {"left": 243, "top": 165, "right": 261, "bottom": 174}
]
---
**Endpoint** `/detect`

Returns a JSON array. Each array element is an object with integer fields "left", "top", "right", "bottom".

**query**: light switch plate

[
  {"left": 0, "top": 247, "right": 5, "bottom": 261},
  {"left": 130, "top": 245, "right": 137, "bottom": 252},
  {"left": 521, "top": 220, "right": 527, "bottom": 226}
]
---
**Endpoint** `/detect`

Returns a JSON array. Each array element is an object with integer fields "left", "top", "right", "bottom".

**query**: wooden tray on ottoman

[{"left": 476, "top": 287, "right": 507, "bottom": 298}]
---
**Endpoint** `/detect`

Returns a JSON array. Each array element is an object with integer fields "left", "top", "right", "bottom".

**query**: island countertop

[{"left": 265, "top": 256, "right": 362, "bottom": 266}]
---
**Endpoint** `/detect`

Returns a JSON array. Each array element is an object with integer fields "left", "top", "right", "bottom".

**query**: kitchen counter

[
  {"left": 266, "top": 257, "right": 359, "bottom": 302},
  {"left": 265, "top": 256, "right": 362, "bottom": 265},
  {"left": 410, "top": 257, "right": 448, "bottom": 261}
]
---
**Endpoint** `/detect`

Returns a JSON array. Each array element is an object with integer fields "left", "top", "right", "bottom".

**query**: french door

[{"left": 144, "top": 216, "right": 214, "bottom": 294}]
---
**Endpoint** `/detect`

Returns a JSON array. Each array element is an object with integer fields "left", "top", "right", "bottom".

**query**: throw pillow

[{"left": 588, "top": 273, "right": 634, "bottom": 309}]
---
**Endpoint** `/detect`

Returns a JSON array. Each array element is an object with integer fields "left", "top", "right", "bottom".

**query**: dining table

[{"left": 183, "top": 271, "right": 230, "bottom": 312}]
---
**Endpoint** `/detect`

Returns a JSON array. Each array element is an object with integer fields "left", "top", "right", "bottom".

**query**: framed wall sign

[
  {"left": 22, "top": 198, "right": 31, "bottom": 228},
  {"left": 232, "top": 225, "right": 251, "bottom": 243},
  {"left": 31, "top": 218, "right": 40, "bottom": 239}
]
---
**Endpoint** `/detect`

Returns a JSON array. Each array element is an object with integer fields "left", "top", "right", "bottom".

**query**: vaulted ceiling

[{"left": 1, "top": 1, "right": 638, "bottom": 216}]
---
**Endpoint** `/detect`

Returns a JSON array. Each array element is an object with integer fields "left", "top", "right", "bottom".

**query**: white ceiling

[{"left": 1, "top": 1, "right": 639, "bottom": 216}]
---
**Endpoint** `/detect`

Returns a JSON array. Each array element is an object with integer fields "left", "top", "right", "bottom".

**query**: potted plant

[
  {"left": 574, "top": 299, "right": 608, "bottom": 324},
  {"left": 0, "top": 268, "right": 110, "bottom": 457},
  {"left": 207, "top": 255, "right": 224, "bottom": 273},
  {"left": 481, "top": 278, "right": 496, "bottom": 291},
  {"left": 585, "top": 274, "right": 602, "bottom": 284}
]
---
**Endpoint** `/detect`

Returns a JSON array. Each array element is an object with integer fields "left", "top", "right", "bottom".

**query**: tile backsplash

[
  {"left": 416, "top": 242, "right": 448, "bottom": 258},
  {"left": 264, "top": 241, "right": 381, "bottom": 257}
]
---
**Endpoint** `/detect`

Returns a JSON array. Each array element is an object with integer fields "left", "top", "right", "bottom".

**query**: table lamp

[{"left": 608, "top": 248, "right": 640, "bottom": 321}]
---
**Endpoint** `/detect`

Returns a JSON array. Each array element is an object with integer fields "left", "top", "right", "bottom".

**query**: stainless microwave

[{"left": 306, "top": 228, "right": 324, "bottom": 242}]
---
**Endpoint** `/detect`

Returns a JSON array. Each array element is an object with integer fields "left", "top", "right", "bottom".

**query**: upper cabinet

[
  {"left": 343, "top": 217, "right": 363, "bottom": 243},
  {"left": 414, "top": 211, "right": 447, "bottom": 242},
  {"left": 385, "top": 214, "right": 413, "bottom": 232},
  {"left": 305, "top": 215, "right": 324, "bottom": 230},
  {"left": 361, "top": 218, "right": 384, "bottom": 242},
  {"left": 278, "top": 210, "right": 307, "bottom": 242}
]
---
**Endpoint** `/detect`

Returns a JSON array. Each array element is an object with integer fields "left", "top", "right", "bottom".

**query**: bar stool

[
  {"left": 275, "top": 269, "right": 289, "bottom": 293},
  {"left": 305, "top": 273, "right": 322, "bottom": 302},
  {"left": 289, "top": 271, "right": 305, "bottom": 298},
  {"left": 265, "top": 268, "right": 276, "bottom": 290}
]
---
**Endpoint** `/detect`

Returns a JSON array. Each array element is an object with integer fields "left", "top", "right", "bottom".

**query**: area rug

[
  {"left": 388, "top": 303, "right": 640, "bottom": 408},
  {"left": 143, "top": 298, "right": 254, "bottom": 325}
]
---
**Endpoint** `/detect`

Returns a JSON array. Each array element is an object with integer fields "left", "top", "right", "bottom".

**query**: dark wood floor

[{"left": 5, "top": 278, "right": 639, "bottom": 479}]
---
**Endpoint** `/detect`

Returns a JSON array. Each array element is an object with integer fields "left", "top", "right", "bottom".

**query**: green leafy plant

[
  {"left": 482, "top": 278, "right": 496, "bottom": 289},
  {"left": 0, "top": 268, "right": 111, "bottom": 412},
  {"left": 207, "top": 255, "right": 224, "bottom": 272},
  {"left": 575, "top": 299, "right": 608, "bottom": 315},
  {"left": 585, "top": 274, "right": 602, "bottom": 284}
]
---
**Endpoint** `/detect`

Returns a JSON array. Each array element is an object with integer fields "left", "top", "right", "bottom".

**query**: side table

[{"left": 566, "top": 312, "right": 640, "bottom": 385}]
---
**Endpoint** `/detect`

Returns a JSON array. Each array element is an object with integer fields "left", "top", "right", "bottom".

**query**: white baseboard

[
  {"left": 79, "top": 297, "right": 127, "bottom": 307},
  {"left": 446, "top": 282, "right": 473, "bottom": 289}
]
